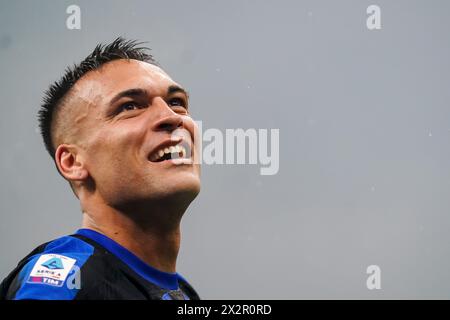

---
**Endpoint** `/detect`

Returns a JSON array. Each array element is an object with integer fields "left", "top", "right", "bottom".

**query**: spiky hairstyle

[{"left": 38, "top": 37, "right": 158, "bottom": 160}]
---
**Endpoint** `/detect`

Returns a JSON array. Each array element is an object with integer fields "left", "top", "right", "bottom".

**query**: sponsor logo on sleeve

[{"left": 26, "top": 254, "right": 77, "bottom": 287}]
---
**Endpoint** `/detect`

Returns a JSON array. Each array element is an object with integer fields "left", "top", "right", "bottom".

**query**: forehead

[{"left": 72, "top": 59, "right": 178, "bottom": 105}]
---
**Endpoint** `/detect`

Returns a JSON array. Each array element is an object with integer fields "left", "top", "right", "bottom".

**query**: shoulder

[{"left": 2, "top": 235, "right": 96, "bottom": 300}]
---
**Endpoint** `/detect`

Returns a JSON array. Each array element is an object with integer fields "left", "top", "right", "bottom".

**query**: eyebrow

[
  {"left": 109, "top": 85, "right": 189, "bottom": 106},
  {"left": 168, "top": 85, "right": 190, "bottom": 100},
  {"left": 109, "top": 88, "right": 149, "bottom": 106}
]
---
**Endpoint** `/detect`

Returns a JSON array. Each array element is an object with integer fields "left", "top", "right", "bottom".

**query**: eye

[
  {"left": 169, "top": 97, "right": 187, "bottom": 109},
  {"left": 119, "top": 101, "right": 141, "bottom": 112}
]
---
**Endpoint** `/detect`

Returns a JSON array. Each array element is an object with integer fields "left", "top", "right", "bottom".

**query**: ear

[{"left": 54, "top": 144, "right": 89, "bottom": 182}]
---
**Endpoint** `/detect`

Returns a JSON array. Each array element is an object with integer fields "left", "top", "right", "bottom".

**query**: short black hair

[{"left": 38, "top": 37, "right": 158, "bottom": 160}]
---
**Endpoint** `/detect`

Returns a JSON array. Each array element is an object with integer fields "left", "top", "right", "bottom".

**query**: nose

[{"left": 151, "top": 97, "right": 184, "bottom": 132}]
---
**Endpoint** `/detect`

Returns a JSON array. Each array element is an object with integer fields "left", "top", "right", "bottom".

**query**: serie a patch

[{"left": 26, "top": 254, "right": 77, "bottom": 287}]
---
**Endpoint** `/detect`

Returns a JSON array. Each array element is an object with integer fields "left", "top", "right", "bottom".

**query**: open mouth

[{"left": 149, "top": 140, "right": 192, "bottom": 163}]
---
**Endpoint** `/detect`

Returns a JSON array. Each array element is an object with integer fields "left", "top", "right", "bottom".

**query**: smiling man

[{"left": 0, "top": 38, "right": 201, "bottom": 300}]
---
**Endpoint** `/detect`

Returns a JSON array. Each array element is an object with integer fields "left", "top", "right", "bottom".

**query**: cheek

[
  {"left": 183, "top": 117, "right": 201, "bottom": 158},
  {"left": 85, "top": 126, "right": 143, "bottom": 179}
]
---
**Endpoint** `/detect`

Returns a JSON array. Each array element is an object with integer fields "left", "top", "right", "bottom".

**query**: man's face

[{"left": 70, "top": 59, "right": 200, "bottom": 209}]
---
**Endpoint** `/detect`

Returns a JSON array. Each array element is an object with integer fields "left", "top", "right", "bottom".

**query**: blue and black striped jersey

[{"left": 0, "top": 229, "right": 200, "bottom": 300}]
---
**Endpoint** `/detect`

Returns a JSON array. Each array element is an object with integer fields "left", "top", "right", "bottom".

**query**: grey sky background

[{"left": 1, "top": 0, "right": 449, "bottom": 299}]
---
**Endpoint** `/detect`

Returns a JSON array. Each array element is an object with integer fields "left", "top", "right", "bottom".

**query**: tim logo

[
  {"left": 29, "top": 276, "right": 63, "bottom": 286},
  {"left": 41, "top": 257, "right": 64, "bottom": 270}
]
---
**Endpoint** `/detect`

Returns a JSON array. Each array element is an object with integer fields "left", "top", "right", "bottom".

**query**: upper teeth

[{"left": 153, "top": 145, "right": 187, "bottom": 161}]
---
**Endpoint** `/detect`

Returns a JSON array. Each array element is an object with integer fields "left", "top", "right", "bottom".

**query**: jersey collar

[{"left": 76, "top": 228, "right": 180, "bottom": 291}]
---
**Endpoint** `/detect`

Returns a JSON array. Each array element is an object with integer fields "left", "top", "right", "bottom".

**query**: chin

[
  {"left": 111, "top": 182, "right": 200, "bottom": 216},
  {"left": 167, "top": 178, "right": 201, "bottom": 201},
  {"left": 149, "top": 174, "right": 200, "bottom": 204}
]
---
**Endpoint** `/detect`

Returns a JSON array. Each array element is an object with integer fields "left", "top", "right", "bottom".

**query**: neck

[{"left": 81, "top": 196, "right": 185, "bottom": 273}]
